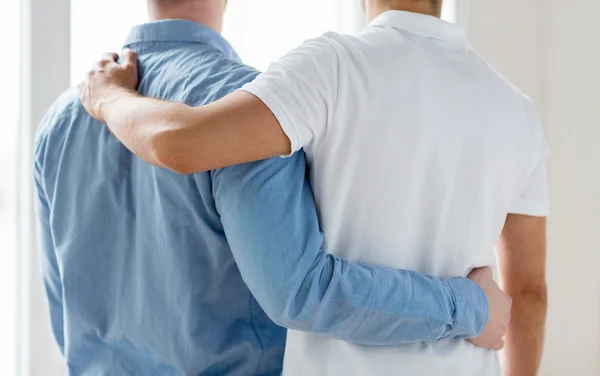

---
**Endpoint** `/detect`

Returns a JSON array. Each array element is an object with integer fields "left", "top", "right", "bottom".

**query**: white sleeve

[
  {"left": 239, "top": 36, "right": 340, "bottom": 155},
  {"left": 509, "top": 104, "right": 550, "bottom": 217}
]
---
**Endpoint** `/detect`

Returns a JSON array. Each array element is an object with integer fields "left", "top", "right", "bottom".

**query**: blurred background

[{"left": 1, "top": 0, "right": 598, "bottom": 375}]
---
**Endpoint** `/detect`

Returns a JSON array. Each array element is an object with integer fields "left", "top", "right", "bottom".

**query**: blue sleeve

[
  {"left": 211, "top": 152, "right": 489, "bottom": 345},
  {"left": 33, "top": 138, "right": 65, "bottom": 355}
]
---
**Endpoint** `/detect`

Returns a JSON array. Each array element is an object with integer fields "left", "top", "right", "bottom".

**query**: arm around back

[{"left": 210, "top": 151, "right": 490, "bottom": 345}]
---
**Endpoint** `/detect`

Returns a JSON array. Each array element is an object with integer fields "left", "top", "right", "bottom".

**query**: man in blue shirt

[{"left": 34, "top": 0, "right": 510, "bottom": 374}]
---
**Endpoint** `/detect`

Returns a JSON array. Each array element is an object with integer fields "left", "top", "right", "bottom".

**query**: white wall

[
  {"left": 541, "top": 1, "right": 600, "bottom": 374},
  {"left": 468, "top": 1, "right": 600, "bottom": 375}
]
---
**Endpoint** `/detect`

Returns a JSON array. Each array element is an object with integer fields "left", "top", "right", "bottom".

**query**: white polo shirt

[{"left": 242, "top": 10, "right": 549, "bottom": 376}]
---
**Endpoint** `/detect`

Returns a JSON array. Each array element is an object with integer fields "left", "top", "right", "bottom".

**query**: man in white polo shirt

[{"left": 79, "top": 0, "right": 549, "bottom": 375}]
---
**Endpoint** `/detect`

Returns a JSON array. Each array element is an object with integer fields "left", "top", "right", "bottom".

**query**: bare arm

[
  {"left": 496, "top": 214, "right": 548, "bottom": 376},
  {"left": 79, "top": 50, "right": 290, "bottom": 174}
]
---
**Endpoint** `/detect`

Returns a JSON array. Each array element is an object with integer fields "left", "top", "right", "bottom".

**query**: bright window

[
  {"left": 225, "top": 0, "right": 459, "bottom": 71},
  {"left": 0, "top": 0, "right": 20, "bottom": 374},
  {"left": 71, "top": 0, "right": 147, "bottom": 85},
  {"left": 442, "top": 0, "right": 459, "bottom": 24},
  {"left": 72, "top": 1, "right": 459, "bottom": 82},
  {"left": 223, "top": 0, "right": 338, "bottom": 71},
  {"left": 71, "top": 0, "right": 339, "bottom": 80}
]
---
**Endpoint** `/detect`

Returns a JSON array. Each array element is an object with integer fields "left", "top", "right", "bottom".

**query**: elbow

[
  {"left": 259, "top": 292, "right": 307, "bottom": 331},
  {"left": 253, "top": 277, "right": 319, "bottom": 332},
  {"left": 512, "top": 282, "right": 548, "bottom": 304},
  {"left": 149, "top": 127, "right": 206, "bottom": 175},
  {"left": 259, "top": 257, "right": 334, "bottom": 332},
  {"left": 265, "top": 311, "right": 294, "bottom": 330}
]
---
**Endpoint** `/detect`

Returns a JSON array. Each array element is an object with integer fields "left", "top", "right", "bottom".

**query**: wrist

[
  {"left": 95, "top": 86, "right": 133, "bottom": 122},
  {"left": 444, "top": 277, "right": 489, "bottom": 339}
]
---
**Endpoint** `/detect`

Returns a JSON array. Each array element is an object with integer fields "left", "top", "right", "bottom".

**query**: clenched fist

[{"left": 78, "top": 49, "right": 139, "bottom": 121}]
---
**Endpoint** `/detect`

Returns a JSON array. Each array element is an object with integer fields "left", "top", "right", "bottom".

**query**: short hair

[
  {"left": 148, "top": 0, "right": 190, "bottom": 7},
  {"left": 380, "top": 0, "right": 439, "bottom": 8}
]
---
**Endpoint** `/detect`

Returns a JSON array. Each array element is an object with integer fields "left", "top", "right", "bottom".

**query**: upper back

[
  {"left": 34, "top": 21, "right": 284, "bottom": 375},
  {"left": 305, "top": 14, "right": 547, "bottom": 278}
]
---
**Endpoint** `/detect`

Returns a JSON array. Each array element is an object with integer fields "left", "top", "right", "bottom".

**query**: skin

[
  {"left": 78, "top": 0, "right": 548, "bottom": 365},
  {"left": 496, "top": 215, "right": 548, "bottom": 376},
  {"left": 147, "top": 0, "right": 227, "bottom": 32}
]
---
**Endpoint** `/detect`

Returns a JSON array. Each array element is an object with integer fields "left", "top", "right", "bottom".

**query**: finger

[
  {"left": 500, "top": 325, "right": 508, "bottom": 337},
  {"left": 477, "top": 266, "right": 493, "bottom": 279},
  {"left": 121, "top": 48, "right": 138, "bottom": 67},
  {"left": 469, "top": 266, "right": 493, "bottom": 279},
  {"left": 101, "top": 52, "right": 119, "bottom": 62},
  {"left": 93, "top": 61, "right": 106, "bottom": 70}
]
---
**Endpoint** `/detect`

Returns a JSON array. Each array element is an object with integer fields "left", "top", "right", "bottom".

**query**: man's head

[
  {"left": 147, "top": 0, "right": 227, "bottom": 33},
  {"left": 362, "top": 0, "right": 443, "bottom": 21}
]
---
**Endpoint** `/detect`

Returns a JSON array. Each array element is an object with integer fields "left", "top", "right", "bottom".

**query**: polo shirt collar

[
  {"left": 370, "top": 10, "right": 472, "bottom": 49},
  {"left": 124, "top": 19, "right": 239, "bottom": 60}
]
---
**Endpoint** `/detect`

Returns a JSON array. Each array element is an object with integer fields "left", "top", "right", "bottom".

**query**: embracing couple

[{"left": 35, "top": 0, "right": 548, "bottom": 375}]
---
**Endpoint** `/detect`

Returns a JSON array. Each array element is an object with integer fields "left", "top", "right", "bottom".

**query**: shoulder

[
  {"left": 205, "top": 57, "right": 262, "bottom": 100},
  {"left": 277, "top": 32, "right": 372, "bottom": 78},
  {"left": 260, "top": 33, "right": 348, "bottom": 79},
  {"left": 143, "top": 46, "right": 261, "bottom": 105},
  {"left": 464, "top": 50, "right": 545, "bottom": 139},
  {"left": 34, "top": 87, "right": 84, "bottom": 169},
  {"left": 288, "top": 32, "right": 349, "bottom": 60},
  {"left": 309, "top": 31, "right": 361, "bottom": 51},
  {"left": 467, "top": 51, "right": 538, "bottom": 117},
  {"left": 478, "top": 62, "right": 546, "bottom": 154}
]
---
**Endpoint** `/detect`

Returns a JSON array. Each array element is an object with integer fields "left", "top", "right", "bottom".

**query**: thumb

[
  {"left": 471, "top": 266, "right": 493, "bottom": 279},
  {"left": 122, "top": 48, "right": 138, "bottom": 67}
]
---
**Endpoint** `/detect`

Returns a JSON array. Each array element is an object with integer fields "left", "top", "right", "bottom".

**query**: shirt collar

[
  {"left": 124, "top": 19, "right": 239, "bottom": 61},
  {"left": 369, "top": 10, "right": 472, "bottom": 49}
]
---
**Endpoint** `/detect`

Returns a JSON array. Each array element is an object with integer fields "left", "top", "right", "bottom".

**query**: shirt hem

[{"left": 508, "top": 200, "right": 550, "bottom": 217}]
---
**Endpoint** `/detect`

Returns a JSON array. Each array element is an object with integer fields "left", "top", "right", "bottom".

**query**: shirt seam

[
  {"left": 248, "top": 294, "right": 266, "bottom": 375},
  {"left": 508, "top": 199, "right": 550, "bottom": 217},
  {"left": 124, "top": 39, "right": 239, "bottom": 62},
  {"left": 368, "top": 24, "right": 474, "bottom": 52}
]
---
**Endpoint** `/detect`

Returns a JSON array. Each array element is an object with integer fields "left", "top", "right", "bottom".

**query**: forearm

[
  {"left": 99, "top": 88, "right": 290, "bottom": 174},
  {"left": 276, "top": 250, "right": 488, "bottom": 345},
  {"left": 501, "top": 289, "right": 547, "bottom": 376}
]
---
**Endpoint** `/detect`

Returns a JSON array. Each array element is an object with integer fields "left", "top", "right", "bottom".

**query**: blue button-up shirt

[{"left": 34, "top": 20, "right": 488, "bottom": 376}]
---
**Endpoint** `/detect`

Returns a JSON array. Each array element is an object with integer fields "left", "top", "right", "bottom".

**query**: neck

[
  {"left": 148, "top": 1, "right": 225, "bottom": 34},
  {"left": 366, "top": 1, "right": 442, "bottom": 23}
]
